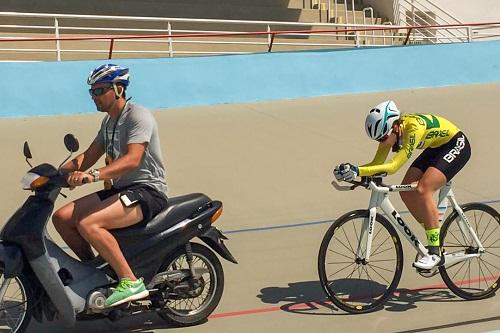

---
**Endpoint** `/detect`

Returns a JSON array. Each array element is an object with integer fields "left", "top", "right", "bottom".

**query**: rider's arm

[
  {"left": 60, "top": 139, "right": 105, "bottom": 173},
  {"left": 358, "top": 123, "right": 424, "bottom": 176},
  {"left": 360, "top": 143, "right": 391, "bottom": 168},
  {"left": 95, "top": 143, "right": 146, "bottom": 181}
]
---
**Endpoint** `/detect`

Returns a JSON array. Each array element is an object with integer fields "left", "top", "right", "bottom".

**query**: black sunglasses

[{"left": 89, "top": 86, "right": 113, "bottom": 97}]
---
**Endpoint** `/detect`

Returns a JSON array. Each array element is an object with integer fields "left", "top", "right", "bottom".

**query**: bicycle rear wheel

[
  {"left": 318, "top": 210, "right": 403, "bottom": 314},
  {"left": 440, "top": 203, "right": 500, "bottom": 299}
]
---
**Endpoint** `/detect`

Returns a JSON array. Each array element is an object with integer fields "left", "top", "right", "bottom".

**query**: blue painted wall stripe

[{"left": 1, "top": 40, "right": 500, "bottom": 118}]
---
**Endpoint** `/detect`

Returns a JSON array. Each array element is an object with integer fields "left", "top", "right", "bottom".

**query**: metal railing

[
  {"left": 0, "top": 12, "right": 499, "bottom": 61},
  {"left": 397, "top": 0, "right": 466, "bottom": 43}
]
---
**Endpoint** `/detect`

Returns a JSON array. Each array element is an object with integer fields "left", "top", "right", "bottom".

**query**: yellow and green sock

[{"left": 426, "top": 227, "right": 441, "bottom": 255}]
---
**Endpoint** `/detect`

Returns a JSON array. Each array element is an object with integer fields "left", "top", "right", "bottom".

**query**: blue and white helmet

[
  {"left": 365, "top": 100, "right": 400, "bottom": 141},
  {"left": 87, "top": 64, "right": 130, "bottom": 87}
]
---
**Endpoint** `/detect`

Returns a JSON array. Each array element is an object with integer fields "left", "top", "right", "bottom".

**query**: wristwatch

[{"left": 89, "top": 169, "right": 100, "bottom": 182}]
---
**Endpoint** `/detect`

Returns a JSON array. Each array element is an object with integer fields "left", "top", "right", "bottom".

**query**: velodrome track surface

[{"left": 1, "top": 83, "right": 499, "bottom": 332}]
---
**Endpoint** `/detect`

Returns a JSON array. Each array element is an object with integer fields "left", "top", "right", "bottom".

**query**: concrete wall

[
  {"left": 428, "top": 0, "right": 500, "bottom": 23},
  {"left": 363, "top": 0, "right": 500, "bottom": 25},
  {"left": 1, "top": 40, "right": 500, "bottom": 118}
]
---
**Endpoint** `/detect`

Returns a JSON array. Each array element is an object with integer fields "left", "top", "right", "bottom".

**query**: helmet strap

[
  {"left": 392, "top": 124, "right": 403, "bottom": 152},
  {"left": 112, "top": 83, "right": 124, "bottom": 100}
]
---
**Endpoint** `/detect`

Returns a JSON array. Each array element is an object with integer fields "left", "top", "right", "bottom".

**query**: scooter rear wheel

[
  {"left": 155, "top": 243, "right": 224, "bottom": 327},
  {"left": 0, "top": 265, "right": 33, "bottom": 333}
]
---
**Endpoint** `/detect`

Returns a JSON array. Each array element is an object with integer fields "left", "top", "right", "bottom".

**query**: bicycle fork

[{"left": 358, "top": 189, "right": 430, "bottom": 263}]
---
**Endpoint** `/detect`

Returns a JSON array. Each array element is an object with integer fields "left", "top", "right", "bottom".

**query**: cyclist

[{"left": 334, "top": 100, "right": 471, "bottom": 270}]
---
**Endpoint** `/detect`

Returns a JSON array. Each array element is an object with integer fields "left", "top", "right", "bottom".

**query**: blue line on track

[
  {"left": 59, "top": 198, "right": 500, "bottom": 250},
  {"left": 223, "top": 198, "right": 500, "bottom": 235}
]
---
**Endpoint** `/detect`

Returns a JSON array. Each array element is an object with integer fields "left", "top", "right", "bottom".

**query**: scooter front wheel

[
  {"left": 0, "top": 265, "right": 33, "bottom": 333},
  {"left": 155, "top": 243, "right": 224, "bottom": 327}
]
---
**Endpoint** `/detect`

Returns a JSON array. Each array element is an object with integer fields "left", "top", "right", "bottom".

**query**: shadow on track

[
  {"left": 26, "top": 313, "right": 202, "bottom": 333},
  {"left": 257, "top": 281, "right": 466, "bottom": 315}
]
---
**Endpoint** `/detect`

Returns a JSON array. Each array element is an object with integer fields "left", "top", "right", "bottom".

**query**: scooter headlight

[{"left": 21, "top": 172, "right": 49, "bottom": 190}]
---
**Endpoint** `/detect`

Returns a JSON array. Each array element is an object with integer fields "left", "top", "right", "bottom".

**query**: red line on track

[{"left": 209, "top": 276, "right": 499, "bottom": 319}]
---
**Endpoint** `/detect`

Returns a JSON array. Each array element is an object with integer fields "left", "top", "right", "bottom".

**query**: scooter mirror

[
  {"left": 64, "top": 134, "right": 79, "bottom": 153},
  {"left": 23, "top": 141, "right": 32, "bottom": 159}
]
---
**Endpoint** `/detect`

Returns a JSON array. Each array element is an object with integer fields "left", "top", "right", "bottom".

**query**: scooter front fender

[
  {"left": 199, "top": 227, "right": 238, "bottom": 264},
  {"left": 0, "top": 242, "right": 25, "bottom": 278}
]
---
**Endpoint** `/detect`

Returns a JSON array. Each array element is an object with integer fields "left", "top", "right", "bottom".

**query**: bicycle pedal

[{"left": 415, "top": 267, "right": 439, "bottom": 278}]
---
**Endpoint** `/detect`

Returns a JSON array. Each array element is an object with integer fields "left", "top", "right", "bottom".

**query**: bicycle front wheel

[
  {"left": 318, "top": 210, "right": 403, "bottom": 314},
  {"left": 440, "top": 203, "right": 500, "bottom": 300}
]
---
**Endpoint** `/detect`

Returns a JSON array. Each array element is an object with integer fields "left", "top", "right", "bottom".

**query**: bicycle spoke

[
  {"left": 447, "top": 228, "right": 468, "bottom": 247},
  {"left": 327, "top": 262, "right": 356, "bottom": 278},
  {"left": 368, "top": 262, "right": 396, "bottom": 274},
  {"left": 481, "top": 233, "right": 500, "bottom": 248},
  {"left": 478, "top": 220, "right": 495, "bottom": 246},
  {"left": 370, "top": 234, "right": 392, "bottom": 256},
  {"left": 340, "top": 226, "right": 357, "bottom": 256},
  {"left": 478, "top": 216, "right": 494, "bottom": 242},
  {"left": 371, "top": 245, "right": 395, "bottom": 257},
  {"left": 366, "top": 263, "right": 392, "bottom": 285},
  {"left": 331, "top": 235, "right": 357, "bottom": 257},
  {"left": 478, "top": 256, "right": 500, "bottom": 272},
  {"left": 328, "top": 248, "right": 356, "bottom": 261}
]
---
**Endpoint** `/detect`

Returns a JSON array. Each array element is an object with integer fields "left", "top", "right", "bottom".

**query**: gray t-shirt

[{"left": 95, "top": 102, "right": 167, "bottom": 194}]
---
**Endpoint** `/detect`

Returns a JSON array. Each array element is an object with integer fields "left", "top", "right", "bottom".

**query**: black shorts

[
  {"left": 95, "top": 184, "right": 168, "bottom": 223},
  {"left": 410, "top": 131, "right": 471, "bottom": 181}
]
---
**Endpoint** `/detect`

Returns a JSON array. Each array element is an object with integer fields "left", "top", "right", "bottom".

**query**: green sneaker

[{"left": 105, "top": 277, "right": 149, "bottom": 307}]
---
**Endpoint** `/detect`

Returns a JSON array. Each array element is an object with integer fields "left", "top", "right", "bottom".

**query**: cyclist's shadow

[{"left": 257, "top": 280, "right": 458, "bottom": 315}]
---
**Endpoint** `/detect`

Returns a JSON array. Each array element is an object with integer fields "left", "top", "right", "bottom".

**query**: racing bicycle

[{"left": 318, "top": 175, "right": 500, "bottom": 314}]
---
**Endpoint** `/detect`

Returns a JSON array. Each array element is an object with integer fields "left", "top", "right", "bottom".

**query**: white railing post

[
  {"left": 363, "top": 7, "right": 374, "bottom": 45},
  {"left": 327, "top": 0, "right": 331, "bottom": 22},
  {"left": 467, "top": 26, "right": 472, "bottom": 42},
  {"left": 334, "top": 0, "right": 338, "bottom": 23},
  {"left": 167, "top": 21, "right": 173, "bottom": 58},
  {"left": 54, "top": 17, "right": 61, "bottom": 61},
  {"left": 267, "top": 24, "right": 271, "bottom": 49},
  {"left": 343, "top": 0, "right": 348, "bottom": 25},
  {"left": 351, "top": 0, "right": 355, "bottom": 25},
  {"left": 355, "top": 31, "right": 360, "bottom": 47}
]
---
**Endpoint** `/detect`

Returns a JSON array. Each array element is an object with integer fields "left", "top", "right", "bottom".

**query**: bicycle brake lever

[{"left": 331, "top": 179, "right": 357, "bottom": 191}]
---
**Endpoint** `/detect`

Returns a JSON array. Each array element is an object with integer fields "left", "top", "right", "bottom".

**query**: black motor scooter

[{"left": 0, "top": 134, "right": 237, "bottom": 333}]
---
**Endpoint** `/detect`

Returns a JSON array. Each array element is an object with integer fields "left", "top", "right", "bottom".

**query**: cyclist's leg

[
  {"left": 402, "top": 166, "right": 447, "bottom": 268},
  {"left": 401, "top": 166, "right": 447, "bottom": 231},
  {"left": 401, "top": 167, "right": 424, "bottom": 227}
]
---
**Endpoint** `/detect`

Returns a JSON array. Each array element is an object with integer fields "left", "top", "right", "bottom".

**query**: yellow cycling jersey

[{"left": 359, "top": 114, "right": 460, "bottom": 176}]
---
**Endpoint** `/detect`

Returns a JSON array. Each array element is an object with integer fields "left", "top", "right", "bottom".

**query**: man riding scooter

[{"left": 52, "top": 64, "right": 169, "bottom": 307}]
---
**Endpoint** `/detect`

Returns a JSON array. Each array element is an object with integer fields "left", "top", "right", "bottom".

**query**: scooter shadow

[
  {"left": 257, "top": 280, "right": 461, "bottom": 316},
  {"left": 26, "top": 312, "right": 192, "bottom": 333}
]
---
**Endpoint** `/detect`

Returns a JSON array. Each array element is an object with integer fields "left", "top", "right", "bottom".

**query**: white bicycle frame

[{"left": 333, "top": 178, "right": 485, "bottom": 268}]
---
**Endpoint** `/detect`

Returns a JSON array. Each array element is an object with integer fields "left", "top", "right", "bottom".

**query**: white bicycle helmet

[
  {"left": 365, "top": 100, "right": 400, "bottom": 141},
  {"left": 87, "top": 64, "right": 130, "bottom": 87}
]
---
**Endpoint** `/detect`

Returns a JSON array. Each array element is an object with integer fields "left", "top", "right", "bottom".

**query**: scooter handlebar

[
  {"left": 51, "top": 173, "right": 72, "bottom": 188},
  {"left": 52, "top": 173, "right": 91, "bottom": 187}
]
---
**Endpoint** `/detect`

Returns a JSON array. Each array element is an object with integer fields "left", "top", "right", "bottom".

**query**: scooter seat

[{"left": 112, "top": 193, "right": 211, "bottom": 238}]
